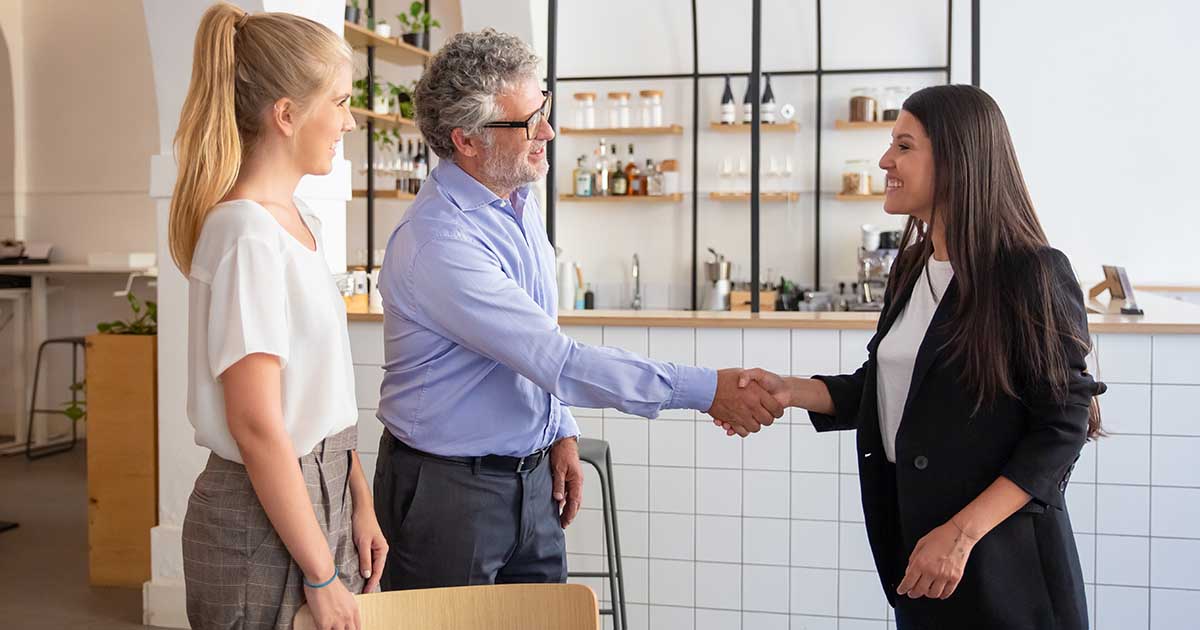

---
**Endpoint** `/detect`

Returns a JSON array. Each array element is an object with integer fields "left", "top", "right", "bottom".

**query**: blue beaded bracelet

[{"left": 304, "top": 568, "right": 339, "bottom": 589}]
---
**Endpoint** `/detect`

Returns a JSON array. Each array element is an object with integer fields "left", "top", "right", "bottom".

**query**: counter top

[{"left": 348, "top": 292, "right": 1200, "bottom": 334}]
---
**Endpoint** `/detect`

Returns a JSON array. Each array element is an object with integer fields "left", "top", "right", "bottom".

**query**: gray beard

[{"left": 480, "top": 147, "right": 545, "bottom": 194}]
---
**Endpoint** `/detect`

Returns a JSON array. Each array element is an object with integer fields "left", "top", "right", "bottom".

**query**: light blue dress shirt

[{"left": 377, "top": 161, "right": 718, "bottom": 457}]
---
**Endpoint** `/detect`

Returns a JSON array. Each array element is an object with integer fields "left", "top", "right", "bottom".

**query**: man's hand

[
  {"left": 551, "top": 436, "right": 583, "bottom": 527},
  {"left": 706, "top": 369, "right": 786, "bottom": 437},
  {"left": 713, "top": 368, "right": 794, "bottom": 436}
]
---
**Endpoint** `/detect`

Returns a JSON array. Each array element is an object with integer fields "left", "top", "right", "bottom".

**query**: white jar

[
  {"left": 573, "top": 92, "right": 596, "bottom": 129},
  {"left": 607, "top": 92, "right": 631, "bottom": 128},
  {"left": 639, "top": 90, "right": 663, "bottom": 127}
]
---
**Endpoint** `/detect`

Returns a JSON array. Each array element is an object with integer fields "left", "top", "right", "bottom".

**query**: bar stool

[
  {"left": 25, "top": 337, "right": 86, "bottom": 460},
  {"left": 568, "top": 438, "right": 627, "bottom": 630}
]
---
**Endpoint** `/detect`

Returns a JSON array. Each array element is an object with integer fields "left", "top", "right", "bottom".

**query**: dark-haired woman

[{"left": 733, "top": 84, "right": 1104, "bottom": 629}]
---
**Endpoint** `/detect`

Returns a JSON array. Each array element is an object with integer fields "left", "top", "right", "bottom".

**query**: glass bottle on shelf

[
  {"left": 882, "top": 86, "right": 905, "bottom": 121},
  {"left": 761, "top": 73, "right": 777, "bottom": 124},
  {"left": 742, "top": 79, "right": 754, "bottom": 124},
  {"left": 611, "top": 158, "right": 628, "bottom": 195},
  {"left": 624, "top": 144, "right": 642, "bottom": 195},
  {"left": 607, "top": 92, "right": 631, "bottom": 128},
  {"left": 720, "top": 75, "right": 736, "bottom": 124},
  {"left": 645, "top": 159, "right": 663, "bottom": 196},
  {"left": 593, "top": 140, "right": 610, "bottom": 196},
  {"left": 718, "top": 158, "right": 734, "bottom": 193},
  {"left": 849, "top": 87, "right": 877, "bottom": 122},
  {"left": 639, "top": 90, "right": 663, "bottom": 127},
  {"left": 573, "top": 92, "right": 597, "bottom": 129},
  {"left": 412, "top": 141, "right": 427, "bottom": 194},
  {"left": 573, "top": 155, "right": 593, "bottom": 197}
]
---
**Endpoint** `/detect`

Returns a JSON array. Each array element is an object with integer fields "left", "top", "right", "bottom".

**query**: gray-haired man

[{"left": 374, "top": 29, "right": 784, "bottom": 590}]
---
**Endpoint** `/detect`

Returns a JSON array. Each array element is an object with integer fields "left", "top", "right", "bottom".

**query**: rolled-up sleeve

[{"left": 403, "top": 233, "right": 717, "bottom": 419}]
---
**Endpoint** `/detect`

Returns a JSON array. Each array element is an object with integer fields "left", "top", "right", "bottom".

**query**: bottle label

[
  {"left": 721, "top": 104, "right": 735, "bottom": 124},
  {"left": 575, "top": 173, "right": 592, "bottom": 197},
  {"left": 613, "top": 177, "right": 628, "bottom": 195}
]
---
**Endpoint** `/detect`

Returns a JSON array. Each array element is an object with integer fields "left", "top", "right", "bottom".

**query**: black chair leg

[{"left": 25, "top": 339, "right": 83, "bottom": 460}]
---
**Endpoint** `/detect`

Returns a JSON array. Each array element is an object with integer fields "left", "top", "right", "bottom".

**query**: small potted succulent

[
  {"left": 396, "top": 1, "right": 440, "bottom": 49},
  {"left": 373, "top": 17, "right": 391, "bottom": 38},
  {"left": 344, "top": 0, "right": 361, "bottom": 24}
]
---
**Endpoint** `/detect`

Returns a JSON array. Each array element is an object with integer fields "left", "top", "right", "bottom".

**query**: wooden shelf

[
  {"left": 350, "top": 107, "right": 417, "bottom": 131},
  {"left": 352, "top": 189, "right": 417, "bottom": 200},
  {"left": 835, "top": 120, "right": 896, "bottom": 130},
  {"left": 709, "top": 192, "right": 801, "bottom": 202},
  {"left": 559, "top": 193, "right": 685, "bottom": 203},
  {"left": 834, "top": 193, "right": 886, "bottom": 202},
  {"left": 559, "top": 125, "right": 684, "bottom": 136},
  {"left": 709, "top": 121, "right": 800, "bottom": 133},
  {"left": 343, "top": 22, "right": 432, "bottom": 66}
]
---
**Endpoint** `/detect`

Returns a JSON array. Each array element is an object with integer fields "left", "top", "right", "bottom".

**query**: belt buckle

[{"left": 515, "top": 455, "right": 528, "bottom": 473}]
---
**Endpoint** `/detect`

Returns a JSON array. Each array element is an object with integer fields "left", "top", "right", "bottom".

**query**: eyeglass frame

[{"left": 480, "top": 90, "right": 552, "bottom": 140}]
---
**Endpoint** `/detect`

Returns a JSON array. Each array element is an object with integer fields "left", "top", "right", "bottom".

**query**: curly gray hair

[{"left": 414, "top": 29, "right": 541, "bottom": 160}]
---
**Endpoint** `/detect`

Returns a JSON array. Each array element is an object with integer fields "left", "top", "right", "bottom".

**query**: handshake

[{"left": 705, "top": 368, "right": 791, "bottom": 437}]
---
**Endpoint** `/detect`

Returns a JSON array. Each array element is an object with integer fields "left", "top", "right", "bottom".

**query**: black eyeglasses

[{"left": 481, "top": 91, "right": 552, "bottom": 140}]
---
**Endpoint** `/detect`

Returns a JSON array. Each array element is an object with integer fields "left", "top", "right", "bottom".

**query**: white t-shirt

[
  {"left": 186, "top": 199, "right": 357, "bottom": 463},
  {"left": 875, "top": 256, "right": 954, "bottom": 463}
]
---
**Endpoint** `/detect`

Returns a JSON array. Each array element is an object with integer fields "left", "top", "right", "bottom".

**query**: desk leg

[
  {"left": 29, "top": 276, "right": 47, "bottom": 446},
  {"left": 13, "top": 293, "right": 27, "bottom": 445}
]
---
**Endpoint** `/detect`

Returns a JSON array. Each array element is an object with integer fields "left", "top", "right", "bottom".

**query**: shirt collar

[{"left": 433, "top": 160, "right": 532, "bottom": 214}]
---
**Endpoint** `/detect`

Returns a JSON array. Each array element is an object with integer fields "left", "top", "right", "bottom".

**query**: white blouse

[
  {"left": 186, "top": 199, "right": 357, "bottom": 464},
  {"left": 875, "top": 256, "right": 954, "bottom": 463}
]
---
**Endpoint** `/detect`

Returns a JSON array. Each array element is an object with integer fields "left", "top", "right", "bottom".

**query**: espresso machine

[
  {"left": 705, "top": 247, "right": 732, "bottom": 311},
  {"left": 852, "top": 226, "right": 901, "bottom": 311}
]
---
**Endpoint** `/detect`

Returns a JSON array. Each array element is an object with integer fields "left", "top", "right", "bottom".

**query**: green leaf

[
  {"left": 63, "top": 405, "right": 85, "bottom": 422},
  {"left": 410, "top": 1, "right": 423, "bottom": 17}
]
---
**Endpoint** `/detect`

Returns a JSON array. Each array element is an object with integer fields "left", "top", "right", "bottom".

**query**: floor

[{"left": 0, "top": 441, "right": 165, "bottom": 629}]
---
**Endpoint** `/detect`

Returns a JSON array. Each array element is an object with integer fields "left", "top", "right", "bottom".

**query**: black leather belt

[{"left": 392, "top": 435, "right": 550, "bottom": 474}]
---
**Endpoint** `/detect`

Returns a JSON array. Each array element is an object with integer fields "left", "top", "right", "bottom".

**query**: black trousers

[{"left": 374, "top": 431, "right": 567, "bottom": 591}]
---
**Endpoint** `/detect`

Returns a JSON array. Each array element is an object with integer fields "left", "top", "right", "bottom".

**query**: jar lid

[
  {"left": 639, "top": 89, "right": 663, "bottom": 97},
  {"left": 607, "top": 91, "right": 632, "bottom": 99},
  {"left": 573, "top": 92, "right": 597, "bottom": 100}
]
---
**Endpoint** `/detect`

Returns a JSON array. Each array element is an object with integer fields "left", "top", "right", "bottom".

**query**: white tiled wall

[{"left": 348, "top": 322, "right": 1200, "bottom": 629}]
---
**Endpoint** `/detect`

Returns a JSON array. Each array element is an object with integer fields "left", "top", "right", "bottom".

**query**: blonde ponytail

[{"left": 169, "top": 2, "right": 352, "bottom": 275}]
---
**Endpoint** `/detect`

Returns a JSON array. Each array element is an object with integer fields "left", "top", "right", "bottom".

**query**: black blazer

[{"left": 809, "top": 247, "right": 1096, "bottom": 630}]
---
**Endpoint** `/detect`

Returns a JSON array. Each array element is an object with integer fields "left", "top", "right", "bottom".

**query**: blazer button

[{"left": 913, "top": 455, "right": 929, "bottom": 470}]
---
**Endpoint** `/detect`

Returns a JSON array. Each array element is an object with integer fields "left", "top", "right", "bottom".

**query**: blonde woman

[{"left": 170, "top": 4, "right": 386, "bottom": 629}]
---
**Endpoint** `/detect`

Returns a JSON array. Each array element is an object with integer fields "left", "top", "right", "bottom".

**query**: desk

[{"left": 0, "top": 265, "right": 157, "bottom": 454}]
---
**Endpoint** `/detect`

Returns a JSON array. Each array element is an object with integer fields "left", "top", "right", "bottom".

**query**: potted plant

[
  {"left": 344, "top": 0, "right": 361, "bottom": 24},
  {"left": 355, "top": 77, "right": 389, "bottom": 115},
  {"left": 373, "top": 17, "right": 391, "bottom": 38},
  {"left": 396, "top": 1, "right": 440, "bottom": 49},
  {"left": 388, "top": 81, "right": 415, "bottom": 119},
  {"left": 86, "top": 291, "right": 158, "bottom": 587}
]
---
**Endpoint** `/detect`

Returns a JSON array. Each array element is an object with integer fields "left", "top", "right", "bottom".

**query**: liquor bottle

[
  {"left": 573, "top": 155, "right": 593, "bottom": 197},
  {"left": 624, "top": 144, "right": 642, "bottom": 195},
  {"left": 761, "top": 73, "right": 777, "bottom": 124},
  {"left": 720, "top": 75, "right": 736, "bottom": 124},
  {"left": 593, "top": 140, "right": 610, "bottom": 196},
  {"left": 412, "top": 140, "right": 427, "bottom": 194},
  {"left": 583, "top": 284, "right": 595, "bottom": 309},
  {"left": 645, "top": 159, "right": 663, "bottom": 196},
  {"left": 611, "top": 159, "right": 628, "bottom": 195},
  {"left": 743, "top": 76, "right": 754, "bottom": 124}
]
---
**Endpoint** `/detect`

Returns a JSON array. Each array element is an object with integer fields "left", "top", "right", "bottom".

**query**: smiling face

[
  {"left": 477, "top": 75, "right": 555, "bottom": 192},
  {"left": 292, "top": 61, "right": 356, "bottom": 176},
  {"left": 878, "top": 110, "right": 936, "bottom": 223}
]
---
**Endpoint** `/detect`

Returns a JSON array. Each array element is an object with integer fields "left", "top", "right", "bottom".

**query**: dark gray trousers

[{"left": 374, "top": 431, "right": 567, "bottom": 591}]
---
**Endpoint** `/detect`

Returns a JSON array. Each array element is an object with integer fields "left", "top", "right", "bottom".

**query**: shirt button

[{"left": 913, "top": 455, "right": 929, "bottom": 470}]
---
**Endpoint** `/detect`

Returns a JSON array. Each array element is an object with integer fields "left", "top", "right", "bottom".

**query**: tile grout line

[{"left": 1147, "top": 335, "right": 1154, "bottom": 629}]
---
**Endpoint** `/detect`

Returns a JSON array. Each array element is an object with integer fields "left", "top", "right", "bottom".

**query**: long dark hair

[{"left": 885, "top": 85, "right": 1103, "bottom": 439}]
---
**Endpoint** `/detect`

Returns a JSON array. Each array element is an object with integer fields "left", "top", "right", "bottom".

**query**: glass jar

[
  {"left": 849, "top": 87, "right": 877, "bottom": 122},
  {"left": 573, "top": 92, "right": 596, "bottom": 129},
  {"left": 842, "top": 159, "right": 873, "bottom": 195},
  {"left": 882, "top": 86, "right": 906, "bottom": 121},
  {"left": 607, "top": 92, "right": 631, "bottom": 128},
  {"left": 639, "top": 89, "right": 663, "bottom": 127}
]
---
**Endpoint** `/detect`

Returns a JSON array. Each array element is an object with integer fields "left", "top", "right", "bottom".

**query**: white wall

[{"left": 982, "top": 0, "right": 1198, "bottom": 287}]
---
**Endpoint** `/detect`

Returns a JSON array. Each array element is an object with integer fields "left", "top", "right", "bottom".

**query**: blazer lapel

[{"left": 899, "top": 277, "right": 959, "bottom": 423}]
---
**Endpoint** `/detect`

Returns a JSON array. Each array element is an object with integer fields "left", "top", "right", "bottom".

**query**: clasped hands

[{"left": 706, "top": 368, "right": 791, "bottom": 437}]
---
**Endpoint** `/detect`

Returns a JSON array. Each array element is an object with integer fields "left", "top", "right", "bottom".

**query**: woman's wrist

[{"left": 302, "top": 555, "right": 338, "bottom": 586}]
